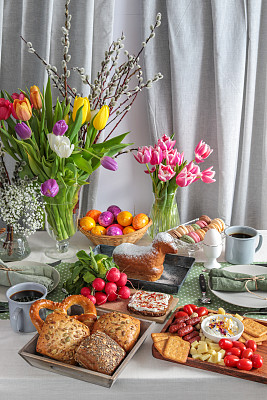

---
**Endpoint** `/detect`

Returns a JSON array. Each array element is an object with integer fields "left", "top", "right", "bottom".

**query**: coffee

[
  {"left": 10, "top": 290, "right": 43, "bottom": 303},
  {"left": 229, "top": 233, "right": 253, "bottom": 239}
]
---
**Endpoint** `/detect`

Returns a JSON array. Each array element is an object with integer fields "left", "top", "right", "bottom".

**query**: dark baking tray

[{"left": 93, "top": 244, "right": 195, "bottom": 294}]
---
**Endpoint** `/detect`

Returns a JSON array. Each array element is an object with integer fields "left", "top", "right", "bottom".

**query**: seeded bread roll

[
  {"left": 92, "top": 312, "right": 140, "bottom": 352},
  {"left": 36, "top": 311, "right": 90, "bottom": 364},
  {"left": 75, "top": 331, "right": 126, "bottom": 375}
]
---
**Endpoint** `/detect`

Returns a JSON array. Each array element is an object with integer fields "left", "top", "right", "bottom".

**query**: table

[{"left": 1, "top": 231, "right": 267, "bottom": 400}]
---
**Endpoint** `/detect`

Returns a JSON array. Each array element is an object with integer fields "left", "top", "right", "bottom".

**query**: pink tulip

[
  {"left": 165, "top": 149, "right": 184, "bottom": 166},
  {"left": 201, "top": 166, "right": 216, "bottom": 183},
  {"left": 144, "top": 166, "right": 156, "bottom": 174},
  {"left": 194, "top": 140, "right": 213, "bottom": 163},
  {"left": 158, "top": 164, "right": 175, "bottom": 182},
  {"left": 187, "top": 161, "right": 201, "bottom": 176},
  {"left": 157, "top": 134, "right": 176, "bottom": 151},
  {"left": 150, "top": 145, "right": 163, "bottom": 165},
  {"left": 133, "top": 146, "right": 152, "bottom": 164},
  {"left": 11, "top": 93, "right": 25, "bottom": 101},
  {"left": 176, "top": 162, "right": 201, "bottom": 187}
]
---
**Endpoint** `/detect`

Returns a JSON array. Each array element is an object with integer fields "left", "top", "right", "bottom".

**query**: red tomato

[
  {"left": 245, "top": 340, "right": 257, "bottom": 353},
  {"left": 224, "top": 355, "right": 239, "bottom": 367},
  {"left": 225, "top": 347, "right": 241, "bottom": 357},
  {"left": 251, "top": 354, "right": 263, "bottom": 369},
  {"left": 236, "top": 358, "right": 253, "bottom": 371},
  {"left": 232, "top": 341, "right": 246, "bottom": 351},
  {"left": 196, "top": 306, "right": 209, "bottom": 317},
  {"left": 188, "top": 304, "right": 198, "bottom": 311},
  {"left": 219, "top": 338, "right": 233, "bottom": 350},
  {"left": 174, "top": 311, "right": 188, "bottom": 319},
  {"left": 183, "top": 305, "right": 194, "bottom": 316},
  {"left": 241, "top": 348, "right": 254, "bottom": 360}
]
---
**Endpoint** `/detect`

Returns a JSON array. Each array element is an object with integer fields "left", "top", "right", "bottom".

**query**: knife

[{"left": 226, "top": 308, "right": 267, "bottom": 315}]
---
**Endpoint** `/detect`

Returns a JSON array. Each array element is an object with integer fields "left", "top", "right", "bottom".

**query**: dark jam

[{"left": 10, "top": 290, "right": 43, "bottom": 303}]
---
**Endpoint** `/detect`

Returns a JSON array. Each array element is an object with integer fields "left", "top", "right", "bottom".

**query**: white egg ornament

[{"left": 203, "top": 229, "right": 222, "bottom": 269}]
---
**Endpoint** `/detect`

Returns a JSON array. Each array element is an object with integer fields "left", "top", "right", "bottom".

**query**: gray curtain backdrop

[
  {"left": 0, "top": 0, "right": 115, "bottom": 219},
  {"left": 143, "top": 0, "right": 267, "bottom": 228}
]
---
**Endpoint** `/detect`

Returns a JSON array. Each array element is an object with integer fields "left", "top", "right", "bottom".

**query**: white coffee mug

[{"left": 6, "top": 282, "right": 47, "bottom": 333}]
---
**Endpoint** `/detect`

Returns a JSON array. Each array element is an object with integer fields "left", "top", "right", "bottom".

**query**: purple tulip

[
  {"left": 100, "top": 156, "right": 118, "bottom": 171},
  {"left": 40, "top": 179, "right": 59, "bottom": 197},
  {"left": 52, "top": 120, "right": 68, "bottom": 136},
  {"left": 15, "top": 122, "right": 32, "bottom": 140}
]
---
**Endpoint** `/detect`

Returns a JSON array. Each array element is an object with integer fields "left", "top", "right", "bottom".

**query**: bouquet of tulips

[{"left": 133, "top": 134, "right": 216, "bottom": 237}]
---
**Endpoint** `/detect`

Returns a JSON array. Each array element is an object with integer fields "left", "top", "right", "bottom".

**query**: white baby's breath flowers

[{"left": 0, "top": 181, "right": 44, "bottom": 237}]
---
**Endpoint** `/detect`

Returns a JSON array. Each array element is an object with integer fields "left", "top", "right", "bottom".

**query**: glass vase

[
  {"left": 0, "top": 227, "right": 31, "bottom": 261},
  {"left": 148, "top": 191, "right": 180, "bottom": 239},
  {"left": 44, "top": 185, "right": 80, "bottom": 260}
]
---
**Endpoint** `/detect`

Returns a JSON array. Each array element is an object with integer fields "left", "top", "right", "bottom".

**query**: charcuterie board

[
  {"left": 152, "top": 307, "right": 267, "bottom": 384},
  {"left": 96, "top": 288, "right": 179, "bottom": 324}
]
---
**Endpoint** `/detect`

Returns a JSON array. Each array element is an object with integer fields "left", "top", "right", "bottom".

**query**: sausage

[
  {"left": 183, "top": 330, "right": 199, "bottom": 341},
  {"left": 173, "top": 315, "right": 189, "bottom": 323},
  {"left": 177, "top": 325, "right": 194, "bottom": 337},
  {"left": 188, "top": 335, "right": 201, "bottom": 343},
  {"left": 186, "top": 317, "right": 201, "bottom": 326},
  {"left": 168, "top": 322, "right": 186, "bottom": 333}
]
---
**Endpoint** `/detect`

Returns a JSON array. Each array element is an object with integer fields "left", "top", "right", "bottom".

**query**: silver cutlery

[{"left": 198, "top": 273, "right": 211, "bottom": 304}]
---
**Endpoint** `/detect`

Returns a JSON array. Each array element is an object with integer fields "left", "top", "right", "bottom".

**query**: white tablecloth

[{"left": 1, "top": 231, "right": 267, "bottom": 400}]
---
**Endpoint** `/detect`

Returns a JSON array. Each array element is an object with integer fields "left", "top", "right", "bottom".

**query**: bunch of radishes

[{"left": 80, "top": 267, "right": 131, "bottom": 305}]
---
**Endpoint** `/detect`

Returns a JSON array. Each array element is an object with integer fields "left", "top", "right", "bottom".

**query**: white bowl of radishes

[{"left": 80, "top": 267, "right": 131, "bottom": 306}]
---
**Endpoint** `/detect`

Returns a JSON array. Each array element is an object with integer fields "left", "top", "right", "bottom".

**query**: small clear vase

[
  {"left": 0, "top": 227, "right": 31, "bottom": 261},
  {"left": 148, "top": 191, "right": 180, "bottom": 239},
  {"left": 44, "top": 185, "right": 80, "bottom": 260}
]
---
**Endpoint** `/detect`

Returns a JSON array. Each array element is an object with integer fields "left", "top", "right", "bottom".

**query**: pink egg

[
  {"left": 98, "top": 211, "right": 114, "bottom": 227},
  {"left": 107, "top": 205, "right": 121, "bottom": 219},
  {"left": 106, "top": 223, "right": 124, "bottom": 234},
  {"left": 106, "top": 226, "right": 123, "bottom": 236}
]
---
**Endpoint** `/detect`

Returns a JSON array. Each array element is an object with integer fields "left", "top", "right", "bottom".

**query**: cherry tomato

[
  {"left": 224, "top": 355, "right": 239, "bottom": 367},
  {"left": 196, "top": 306, "right": 209, "bottom": 317},
  {"left": 251, "top": 354, "right": 263, "bottom": 369},
  {"left": 219, "top": 338, "right": 233, "bottom": 350},
  {"left": 174, "top": 311, "right": 188, "bottom": 319},
  {"left": 236, "top": 358, "right": 253, "bottom": 371},
  {"left": 225, "top": 347, "right": 241, "bottom": 357},
  {"left": 245, "top": 340, "right": 257, "bottom": 353},
  {"left": 232, "top": 341, "right": 246, "bottom": 351},
  {"left": 188, "top": 304, "right": 198, "bottom": 312},
  {"left": 241, "top": 348, "right": 254, "bottom": 360},
  {"left": 183, "top": 305, "right": 194, "bottom": 316}
]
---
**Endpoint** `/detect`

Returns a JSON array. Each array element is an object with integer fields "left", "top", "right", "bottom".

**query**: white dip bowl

[{"left": 201, "top": 314, "right": 244, "bottom": 343}]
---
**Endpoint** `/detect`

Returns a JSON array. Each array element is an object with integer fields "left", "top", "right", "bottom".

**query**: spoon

[{"left": 198, "top": 273, "right": 211, "bottom": 304}]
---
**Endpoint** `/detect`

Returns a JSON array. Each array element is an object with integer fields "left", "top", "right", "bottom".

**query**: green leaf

[
  {"left": 53, "top": 98, "right": 63, "bottom": 126},
  {"left": 71, "top": 153, "right": 93, "bottom": 174},
  {"left": 45, "top": 78, "right": 53, "bottom": 132},
  {"left": 92, "top": 132, "right": 130, "bottom": 151},
  {"left": 67, "top": 107, "right": 84, "bottom": 143},
  {"left": 71, "top": 263, "right": 84, "bottom": 281},
  {"left": 83, "top": 271, "right": 97, "bottom": 283},
  {"left": 76, "top": 250, "right": 91, "bottom": 263}
]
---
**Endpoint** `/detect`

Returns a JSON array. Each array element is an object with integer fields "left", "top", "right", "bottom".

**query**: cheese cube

[
  {"left": 218, "top": 308, "right": 226, "bottom": 315},
  {"left": 197, "top": 342, "right": 208, "bottom": 353},
  {"left": 190, "top": 348, "right": 198, "bottom": 355}
]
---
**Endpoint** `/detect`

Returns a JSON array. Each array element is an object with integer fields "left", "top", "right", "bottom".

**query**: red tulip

[{"left": 0, "top": 98, "right": 12, "bottom": 120}]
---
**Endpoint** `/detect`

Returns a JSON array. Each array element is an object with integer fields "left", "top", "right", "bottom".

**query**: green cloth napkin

[
  {"left": 209, "top": 268, "right": 267, "bottom": 292},
  {"left": 0, "top": 259, "right": 54, "bottom": 291}
]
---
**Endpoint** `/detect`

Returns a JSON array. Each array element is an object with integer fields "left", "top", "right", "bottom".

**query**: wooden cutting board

[
  {"left": 96, "top": 289, "right": 179, "bottom": 323},
  {"left": 152, "top": 307, "right": 267, "bottom": 384}
]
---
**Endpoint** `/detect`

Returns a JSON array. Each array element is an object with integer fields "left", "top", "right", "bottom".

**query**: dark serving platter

[{"left": 93, "top": 244, "right": 195, "bottom": 294}]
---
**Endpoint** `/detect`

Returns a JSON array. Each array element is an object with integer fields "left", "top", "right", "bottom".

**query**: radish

[
  {"left": 80, "top": 287, "right": 91, "bottom": 297},
  {"left": 107, "top": 292, "right": 118, "bottom": 302},
  {"left": 118, "top": 286, "right": 131, "bottom": 299},
  {"left": 92, "top": 277, "right": 105, "bottom": 291},
  {"left": 86, "top": 294, "right": 96, "bottom": 304},
  {"left": 105, "top": 282, "right": 117, "bottom": 295},
  {"left": 95, "top": 292, "right": 107, "bottom": 305},
  {"left": 116, "top": 272, "right": 128, "bottom": 287},
  {"left": 106, "top": 267, "right": 121, "bottom": 283}
]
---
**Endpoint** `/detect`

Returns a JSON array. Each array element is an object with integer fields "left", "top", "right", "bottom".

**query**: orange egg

[
  {"left": 123, "top": 226, "right": 136, "bottom": 234},
  {"left": 79, "top": 216, "right": 96, "bottom": 231},
  {"left": 86, "top": 209, "right": 102, "bottom": 222},
  {"left": 117, "top": 211, "right": 133, "bottom": 227},
  {"left": 132, "top": 213, "right": 149, "bottom": 230},
  {"left": 91, "top": 225, "right": 107, "bottom": 235}
]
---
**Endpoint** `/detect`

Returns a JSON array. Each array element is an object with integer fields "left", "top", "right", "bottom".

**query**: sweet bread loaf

[
  {"left": 75, "top": 331, "right": 126, "bottom": 375},
  {"left": 36, "top": 311, "right": 90, "bottom": 364},
  {"left": 92, "top": 311, "right": 140, "bottom": 352},
  {"left": 112, "top": 232, "right": 178, "bottom": 281}
]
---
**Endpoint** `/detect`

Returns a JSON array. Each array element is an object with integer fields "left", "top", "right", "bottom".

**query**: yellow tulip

[
  {"left": 93, "top": 105, "right": 109, "bottom": 131},
  {"left": 30, "top": 85, "right": 43, "bottom": 109},
  {"left": 13, "top": 98, "right": 32, "bottom": 121},
  {"left": 72, "top": 97, "right": 91, "bottom": 124}
]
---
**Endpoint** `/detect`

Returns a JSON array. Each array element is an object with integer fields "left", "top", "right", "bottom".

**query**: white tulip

[{"left": 47, "top": 133, "right": 74, "bottom": 158}]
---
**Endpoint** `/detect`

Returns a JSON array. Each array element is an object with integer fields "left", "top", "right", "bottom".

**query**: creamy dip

[{"left": 204, "top": 316, "right": 239, "bottom": 338}]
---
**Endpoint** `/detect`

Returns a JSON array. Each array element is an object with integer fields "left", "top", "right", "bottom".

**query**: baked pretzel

[{"left": 29, "top": 299, "right": 59, "bottom": 334}]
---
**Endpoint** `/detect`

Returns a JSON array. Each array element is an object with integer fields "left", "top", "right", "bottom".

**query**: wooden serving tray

[
  {"left": 19, "top": 309, "right": 155, "bottom": 388},
  {"left": 152, "top": 307, "right": 267, "bottom": 385},
  {"left": 96, "top": 288, "right": 179, "bottom": 324}
]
